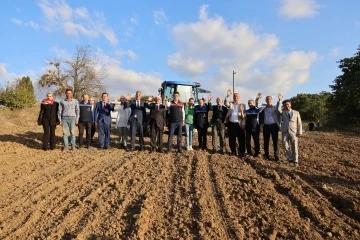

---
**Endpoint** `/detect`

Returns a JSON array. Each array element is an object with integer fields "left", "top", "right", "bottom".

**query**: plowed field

[{"left": 0, "top": 108, "right": 359, "bottom": 239}]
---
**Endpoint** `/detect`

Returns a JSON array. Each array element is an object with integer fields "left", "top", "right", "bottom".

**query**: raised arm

[
  {"left": 277, "top": 93, "right": 283, "bottom": 114},
  {"left": 255, "top": 93, "right": 262, "bottom": 108},
  {"left": 224, "top": 89, "right": 232, "bottom": 107}
]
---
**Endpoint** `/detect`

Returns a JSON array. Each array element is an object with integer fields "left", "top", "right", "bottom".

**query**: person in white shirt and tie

[
  {"left": 124, "top": 91, "right": 147, "bottom": 151},
  {"left": 90, "top": 97, "right": 96, "bottom": 143},
  {"left": 278, "top": 97, "right": 303, "bottom": 167},
  {"left": 224, "top": 90, "right": 246, "bottom": 158}
]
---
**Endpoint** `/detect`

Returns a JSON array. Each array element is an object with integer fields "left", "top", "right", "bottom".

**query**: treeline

[
  {"left": 0, "top": 76, "right": 37, "bottom": 109},
  {"left": 292, "top": 46, "right": 360, "bottom": 127}
]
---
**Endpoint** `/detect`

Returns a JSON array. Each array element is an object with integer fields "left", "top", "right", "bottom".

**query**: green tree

[
  {"left": 38, "top": 45, "right": 107, "bottom": 100},
  {"left": 290, "top": 91, "right": 331, "bottom": 122},
  {"left": 329, "top": 46, "right": 360, "bottom": 124},
  {"left": 0, "top": 76, "right": 37, "bottom": 109}
]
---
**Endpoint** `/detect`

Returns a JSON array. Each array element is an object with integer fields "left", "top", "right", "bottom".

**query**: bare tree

[{"left": 38, "top": 45, "right": 107, "bottom": 99}]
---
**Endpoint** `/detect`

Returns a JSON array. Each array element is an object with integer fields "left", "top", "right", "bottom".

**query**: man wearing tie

[
  {"left": 124, "top": 91, "right": 147, "bottom": 151},
  {"left": 146, "top": 95, "right": 167, "bottom": 153},
  {"left": 279, "top": 97, "right": 303, "bottom": 167},
  {"left": 208, "top": 96, "right": 228, "bottom": 154},
  {"left": 90, "top": 97, "right": 96, "bottom": 143},
  {"left": 94, "top": 92, "right": 114, "bottom": 149},
  {"left": 224, "top": 90, "right": 246, "bottom": 158}
]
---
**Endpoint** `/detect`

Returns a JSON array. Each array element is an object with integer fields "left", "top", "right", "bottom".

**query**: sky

[{"left": 0, "top": 0, "right": 359, "bottom": 103}]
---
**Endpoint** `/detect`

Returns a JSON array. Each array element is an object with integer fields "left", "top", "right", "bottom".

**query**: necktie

[
  {"left": 137, "top": 101, "right": 140, "bottom": 108},
  {"left": 218, "top": 105, "right": 221, "bottom": 110},
  {"left": 288, "top": 111, "right": 291, "bottom": 120},
  {"left": 103, "top": 102, "right": 105, "bottom": 109},
  {"left": 156, "top": 105, "right": 159, "bottom": 112}
]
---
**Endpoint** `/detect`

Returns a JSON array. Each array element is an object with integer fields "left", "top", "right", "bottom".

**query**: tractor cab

[{"left": 158, "top": 81, "right": 211, "bottom": 104}]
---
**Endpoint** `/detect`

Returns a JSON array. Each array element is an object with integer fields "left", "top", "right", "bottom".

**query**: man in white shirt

[{"left": 224, "top": 89, "right": 246, "bottom": 158}]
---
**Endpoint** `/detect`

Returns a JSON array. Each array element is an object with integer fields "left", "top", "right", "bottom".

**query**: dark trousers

[
  {"left": 78, "top": 122, "right": 92, "bottom": 147},
  {"left": 130, "top": 119, "right": 144, "bottom": 149},
  {"left": 197, "top": 127, "right": 207, "bottom": 149},
  {"left": 263, "top": 123, "right": 279, "bottom": 157},
  {"left": 168, "top": 122, "right": 182, "bottom": 150},
  {"left": 246, "top": 128, "right": 260, "bottom": 155},
  {"left": 98, "top": 120, "right": 111, "bottom": 148},
  {"left": 212, "top": 121, "right": 225, "bottom": 151},
  {"left": 150, "top": 121, "right": 164, "bottom": 150},
  {"left": 228, "top": 122, "right": 245, "bottom": 155},
  {"left": 91, "top": 123, "right": 96, "bottom": 141},
  {"left": 42, "top": 121, "right": 56, "bottom": 150}
]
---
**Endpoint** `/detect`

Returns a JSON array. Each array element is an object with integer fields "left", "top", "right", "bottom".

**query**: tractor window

[
  {"left": 176, "top": 85, "right": 194, "bottom": 102},
  {"left": 163, "top": 85, "right": 174, "bottom": 101}
]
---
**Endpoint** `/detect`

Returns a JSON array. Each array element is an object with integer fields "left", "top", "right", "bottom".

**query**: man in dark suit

[
  {"left": 124, "top": 91, "right": 147, "bottom": 151},
  {"left": 146, "top": 95, "right": 166, "bottom": 153},
  {"left": 78, "top": 94, "right": 93, "bottom": 149},
  {"left": 94, "top": 92, "right": 114, "bottom": 149},
  {"left": 208, "top": 96, "right": 228, "bottom": 154}
]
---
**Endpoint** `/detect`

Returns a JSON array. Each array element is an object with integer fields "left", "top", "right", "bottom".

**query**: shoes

[
  {"left": 129, "top": 148, "right": 135, "bottom": 152},
  {"left": 158, "top": 149, "right": 164, "bottom": 153},
  {"left": 104, "top": 146, "right": 110, "bottom": 150},
  {"left": 220, "top": 149, "right": 225, "bottom": 154},
  {"left": 264, "top": 154, "right": 270, "bottom": 160},
  {"left": 254, "top": 153, "right": 260, "bottom": 157},
  {"left": 178, "top": 149, "right": 183, "bottom": 154},
  {"left": 239, "top": 153, "right": 245, "bottom": 158},
  {"left": 275, "top": 156, "right": 280, "bottom": 161},
  {"left": 213, "top": 149, "right": 218, "bottom": 154},
  {"left": 150, "top": 148, "right": 154, "bottom": 153},
  {"left": 139, "top": 147, "right": 144, "bottom": 151},
  {"left": 186, "top": 146, "right": 190, "bottom": 151},
  {"left": 294, "top": 162, "right": 299, "bottom": 167},
  {"left": 189, "top": 146, "right": 193, "bottom": 151}
]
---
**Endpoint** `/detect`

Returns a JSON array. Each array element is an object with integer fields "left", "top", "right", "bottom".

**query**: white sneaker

[
  {"left": 190, "top": 146, "right": 193, "bottom": 151},
  {"left": 186, "top": 146, "right": 190, "bottom": 151}
]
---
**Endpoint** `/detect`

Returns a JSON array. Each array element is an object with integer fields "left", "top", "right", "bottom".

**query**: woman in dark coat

[{"left": 37, "top": 92, "right": 59, "bottom": 150}]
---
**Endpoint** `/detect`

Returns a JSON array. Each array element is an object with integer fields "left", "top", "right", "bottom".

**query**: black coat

[
  {"left": 208, "top": 102, "right": 228, "bottom": 124},
  {"left": 124, "top": 100, "right": 147, "bottom": 123},
  {"left": 37, "top": 102, "right": 60, "bottom": 125},
  {"left": 146, "top": 102, "right": 166, "bottom": 128}
]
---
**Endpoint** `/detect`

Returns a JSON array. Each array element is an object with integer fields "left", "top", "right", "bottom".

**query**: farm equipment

[{"left": 111, "top": 80, "right": 211, "bottom": 136}]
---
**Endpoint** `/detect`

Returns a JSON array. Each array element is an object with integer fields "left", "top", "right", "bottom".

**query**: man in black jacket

[
  {"left": 208, "top": 96, "right": 228, "bottom": 154},
  {"left": 146, "top": 95, "right": 167, "bottom": 153},
  {"left": 245, "top": 93, "right": 261, "bottom": 157},
  {"left": 78, "top": 94, "right": 93, "bottom": 148},
  {"left": 124, "top": 91, "right": 147, "bottom": 151},
  {"left": 194, "top": 97, "right": 211, "bottom": 150}
]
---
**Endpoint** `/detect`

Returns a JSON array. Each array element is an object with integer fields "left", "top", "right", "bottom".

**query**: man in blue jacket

[
  {"left": 78, "top": 94, "right": 93, "bottom": 148},
  {"left": 194, "top": 96, "right": 211, "bottom": 151},
  {"left": 95, "top": 92, "right": 114, "bottom": 149},
  {"left": 245, "top": 93, "right": 262, "bottom": 157}
]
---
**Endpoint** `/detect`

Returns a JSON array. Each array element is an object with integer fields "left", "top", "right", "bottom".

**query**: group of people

[{"left": 37, "top": 88, "right": 302, "bottom": 166}]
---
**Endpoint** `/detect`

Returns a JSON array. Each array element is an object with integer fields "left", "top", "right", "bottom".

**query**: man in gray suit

[{"left": 278, "top": 97, "right": 302, "bottom": 167}]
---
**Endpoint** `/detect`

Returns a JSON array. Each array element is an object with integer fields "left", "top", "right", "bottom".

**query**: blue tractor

[
  {"left": 155, "top": 80, "right": 211, "bottom": 135},
  {"left": 158, "top": 80, "right": 211, "bottom": 104}
]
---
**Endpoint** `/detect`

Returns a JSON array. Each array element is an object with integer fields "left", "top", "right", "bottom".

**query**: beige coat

[{"left": 280, "top": 109, "right": 302, "bottom": 135}]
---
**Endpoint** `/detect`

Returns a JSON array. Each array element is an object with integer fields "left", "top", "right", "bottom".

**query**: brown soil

[{"left": 0, "top": 107, "right": 359, "bottom": 239}]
